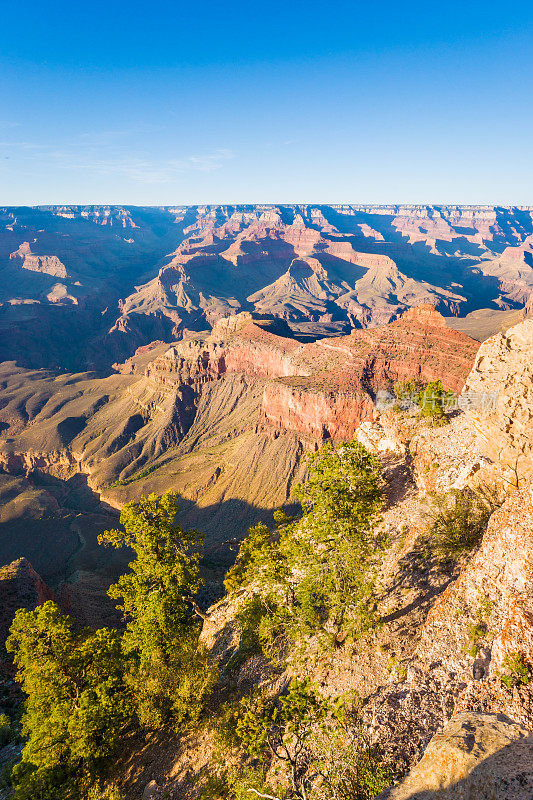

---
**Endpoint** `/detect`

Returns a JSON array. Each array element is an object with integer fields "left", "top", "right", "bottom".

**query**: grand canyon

[
  {"left": 2, "top": 204, "right": 533, "bottom": 800},
  {"left": 2, "top": 204, "right": 533, "bottom": 370}
]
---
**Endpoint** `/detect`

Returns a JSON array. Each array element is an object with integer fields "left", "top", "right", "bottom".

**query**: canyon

[
  {"left": 0, "top": 307, "right": 478, "bottom": 597},
  {"left": 2, "top": 204, "right": 533, "bottom": 371},
  {"left": 2, "top": 205, "right": 533, "bottom": 799}
]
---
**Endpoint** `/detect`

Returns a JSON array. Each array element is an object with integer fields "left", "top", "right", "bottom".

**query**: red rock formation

[
  {"left": 261, "top": 382, "right": 374, "bottom": 439},
  {"left": 133, "top": 308, "right": 478, "bottom": 442}
]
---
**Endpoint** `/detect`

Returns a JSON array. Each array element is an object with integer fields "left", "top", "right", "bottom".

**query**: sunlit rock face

[
  {"left": 462, "top": 318, "right": 533, "bottom": 482},
  {"left": 378, "top": 712, "right": 533, "bottom": 800}
]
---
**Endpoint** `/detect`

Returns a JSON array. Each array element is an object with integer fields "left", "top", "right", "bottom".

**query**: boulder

[{"left": 378, "top": 712, "right": 533, "bottom": 799}]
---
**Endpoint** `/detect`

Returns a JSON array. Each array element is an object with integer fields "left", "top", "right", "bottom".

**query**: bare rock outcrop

[
  {"left": 378, "top": 712, "right": 533, "bottom": 800},
  {"left": 414, "top": 488, "right": 533, "bottom": 684},
  {"left": 462, "top": 318, "right": 533, "bottom": 483},
  {"left": 0, "top": 558, "right": 53, "bottom": 666}
]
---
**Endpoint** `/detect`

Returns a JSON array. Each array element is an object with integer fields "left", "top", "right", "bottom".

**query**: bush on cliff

[
  {"left": 99, "top": 491, "right": 216, "bottom": 727},
  {"left": 394, "top": 379, "right": 455, "bottom": 423},
  {"left": 213, "top": 679, "right": 391, "bottom": 800},
  {"left": 225, "top": 440, "right": 385, "bottom": 652},
  {"left": 428, "top": 486, "right": 497, "bottom": 564}
]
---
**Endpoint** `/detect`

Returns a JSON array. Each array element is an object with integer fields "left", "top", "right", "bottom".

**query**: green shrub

[
  {"left": 428, "top": 488, "right": 493, "bottom": 563},
  {"left": 414, "top": 380, "right": 455, "bottom": 423},
  {"left": 226, "top": 679, "right": 391, "bottom": 800},
  {"left": 500, "top": 652, "right": 530, "bottom": 688},
  {"left": 465, "top": 622, "right": 487, "bottom": 657},
  {"left": 225, "top": 441, "right": 386, "bottom": 652},
  {"left": 309, "top": 723, "right": 392, "bottom": 800},
  {"left": 7, "top": 492, "right": 217, "bottom": 800},
  {"left": 393, "top": 379, "right": 455, "bottom": 423},
  {"left": 0, "top": 712, "right": 12, "bottom": 746}
]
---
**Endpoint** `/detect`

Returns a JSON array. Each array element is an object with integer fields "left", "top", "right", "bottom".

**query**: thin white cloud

[
  {"left": 0, "top": 138, "right": 235, "bottom": 183},
  {"left": 52, "top": 149, "right": 235, "bottom": 183},
  {"left": 76, "top": 125, "right": 163, "bottom": 145}
]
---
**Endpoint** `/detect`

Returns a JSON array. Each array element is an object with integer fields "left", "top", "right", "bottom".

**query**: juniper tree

[
  {"left": 6, "top": 602, "right": 131, "bottom": 800},
  {"left": 99, "top": 491, "right": 216, "bottom": 727},
  {"left": 225, "top": 441, "right": 385, "bottom": 651}
]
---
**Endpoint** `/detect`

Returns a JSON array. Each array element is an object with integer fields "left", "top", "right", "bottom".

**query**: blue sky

[{"left": 1, "top": 0, "right": 532, "bottom": 205}]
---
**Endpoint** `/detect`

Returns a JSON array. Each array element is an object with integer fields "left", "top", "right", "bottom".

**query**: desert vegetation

[
  {"left": 2, "top": 441, "right": 393, "bottom": 800},
  {"left": 5, "top": 492, "right": 215, "bottom": 800},
  {"left": 224, "top": 440, "right": 386, "bottom": 653},
  {"left": 393, "top": 379, "right": 456, "bottom": 424}
]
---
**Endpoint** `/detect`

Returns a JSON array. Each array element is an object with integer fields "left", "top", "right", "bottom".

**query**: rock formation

[
  {"left": 0, "top": 558, "right": 53, "bottom": 667},
  {"left": 379, "top": 712, "right": 533, "bottom": 800},
  {"left": 361, "top": 316, "right": 533, "bottom": 797},
  {"left": 461, "top": 317, "right": 533, "bottom": 482},
  {"left": 2, "top": 204, "right": 533, "bottom": 370}
]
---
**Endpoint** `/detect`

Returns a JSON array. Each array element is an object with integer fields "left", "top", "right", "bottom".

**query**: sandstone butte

[{"left": 134, "top": 305, "right": 479, "bottom": 441}]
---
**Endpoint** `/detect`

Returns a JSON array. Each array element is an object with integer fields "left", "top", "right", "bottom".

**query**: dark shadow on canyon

[{"left": 0, "top": 467, "right": 296, "bottom": 592}]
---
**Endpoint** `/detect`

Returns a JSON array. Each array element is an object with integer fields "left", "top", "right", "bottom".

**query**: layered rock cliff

[{"left": 0, "top": 309, "right": 478, "bottom": 605}]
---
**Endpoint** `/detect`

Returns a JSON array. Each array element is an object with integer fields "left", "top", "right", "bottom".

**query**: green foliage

[
  {"left": 0, "top": 712, "right": 13, "bottom": 746},
  {"left": 393, "top": 379, "right": 455, "bottom": 423},
  {"left": 225, "top": 679, "right": 390, "bottom": 800},
  {"left": 428, "top": 488, "right": 493, "bottom": 564},
  {"left": 109, "top": 462, "right": 160, "bottom": 488},
  {"left": 237, "top": 678, "right": 331, "bottom": 757},
  {"left": 86, "top": 784, "right": 126, "bottom": 800},
  {"left": 199, "top": 772, "right": 229, "bottom": 799},
  {"left": 224, "top": 522, "right": 273, "bottom": 594},
  {"left": 3, "top": 492, "right": 218, "bottom": 798},
  {"left": 226, "top": 441, "right": 385, "bottom": 651},
  {"left": 393, "top": 379, "right": 425, "bottom": 402},
  {"left": 99, "top": 491, "right": 216, "bottom": 727},
  {"left": 500, "top": 652, "right": 531, "bottom": 689},
  {"left": 225, "top": 595, "right": 267, "bottom": 676},
  {"left": 6, "top": 602, "right": 131, "bottom": 800},
  {"left": 201, "top": 765, "right": 286, "bottom": 800},
  {"left": 413, "top": 380, "right": 455, "bottom": 422},
  {"left": 309, "top": 720, "right": 392, "bottom": 800},
  {"left": 466, "top": 622, "right": 486, "bottom": 657},
  {"left": 476, "top": 594, "right": 493, "bottom": 621},
  {"left": 234, "top": 678, "right": 335, "bottom": 799}
]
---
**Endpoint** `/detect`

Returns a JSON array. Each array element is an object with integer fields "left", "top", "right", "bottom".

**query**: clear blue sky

[{"left": 1, "top": 0, "right": 532, "bottom": 205}]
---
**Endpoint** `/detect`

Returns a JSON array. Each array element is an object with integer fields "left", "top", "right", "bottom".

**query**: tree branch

[
  {"left": 185, "top": 595, "right": 208, "bottom": 621},
  {"left": 247, "top": 790, "right": 282, "bottom": 800}
]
